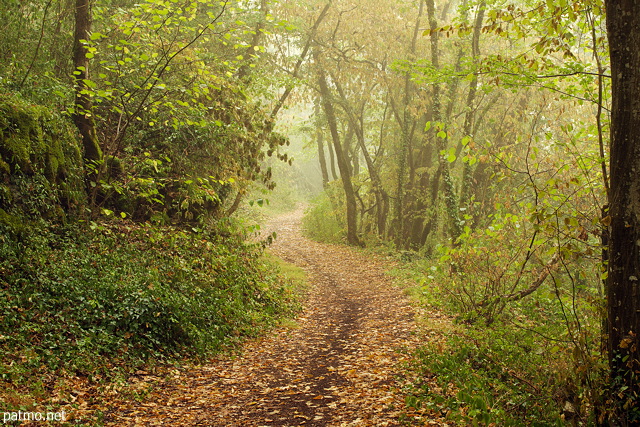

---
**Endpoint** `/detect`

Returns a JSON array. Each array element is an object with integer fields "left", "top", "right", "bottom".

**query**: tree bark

[
  {"left": 458, "top": 2, "right": 485, "bottom": 214},
  {"left": 328, "top": 132, "right": 338, "bottom": 181},
  {"left": 426, "top": 0, "right": 461, "bottom": 242},
  {"left": 316, "top": 60, "right": 362, "bottom": 247},
  {"left": 333, "top": 79, "right": 390, "bottom": 238},
  {"left": 315, "top": 110, "right": 330, "bottom": 188},
  {"left": 72, "top": 0, "right": 102, "bottom": 165},
  {"left": 394, "top": 0, "right": 424, "bottom": 246},
  {"left": 314, "top": 97, "right": 330, "bottom": 187},
  {"left": 605, "top": 0, "right": 640, "bottom": 421}
]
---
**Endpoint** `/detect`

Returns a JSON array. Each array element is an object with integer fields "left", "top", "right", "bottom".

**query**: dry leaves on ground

[{"left": 68, "top": 208, "right": 452, "bottom": 426}]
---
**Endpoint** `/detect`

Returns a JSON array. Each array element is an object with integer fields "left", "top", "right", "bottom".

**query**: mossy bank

[{"left": 0, "top": 93, "right": 301, "bottom": 415}]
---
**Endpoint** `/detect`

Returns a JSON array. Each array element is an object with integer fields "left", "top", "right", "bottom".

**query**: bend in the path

[{"left": 100, "top": 208, "right": 422, "bottom": 426}]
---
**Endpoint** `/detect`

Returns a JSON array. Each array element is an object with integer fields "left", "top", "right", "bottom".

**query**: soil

[{"left": 88, "top": 208, "right": 440, "bottom": 426}]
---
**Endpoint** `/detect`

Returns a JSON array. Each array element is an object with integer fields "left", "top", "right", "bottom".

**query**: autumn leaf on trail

[{"left": 77, "top": 208, "right": 449, "bottom": 426}]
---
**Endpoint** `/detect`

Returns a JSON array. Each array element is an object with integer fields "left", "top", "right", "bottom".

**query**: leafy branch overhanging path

[{"left": 101, "top": 208, "right": 434, "bottom": 426}]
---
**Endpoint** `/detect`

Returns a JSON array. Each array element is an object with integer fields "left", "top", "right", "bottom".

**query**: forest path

[{"left": 102, "top": 207, "right": 427, "bottom": 426}]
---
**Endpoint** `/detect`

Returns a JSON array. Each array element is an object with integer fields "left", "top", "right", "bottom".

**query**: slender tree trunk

[
  {"left": 317, "top": 129, "right": 330, "bottom": 187},
  {"left": 443, "top": 0, "right": 469, "bottom": 121},
  {"left": 408, "top": 137, "right": 434, "bottom": 248},
  {"left": 458, "top": 2, "right": 485, "bottom": 213},
  {"left": 343, "top": 123, "right": 357, "bottom": 176},
  {"left": 72, "top": 0, "right": 102, "bottom": 165},
  {"left": 52, "top": 0, "right": 76, "bottom": 80},
  {"left": 420, "top": 163, "right": 442, "bottom": 246},
  {"left": 605, "top": 1, "right": 640, "bottom": 422},
  {"left": 356, "top": 124, "right": 388, "bottom": 237},
  {"left": 328, "top": 135, "right": 338, "bottom": 181},
  {"left": 332, "top": 78, "right": 390, "bottom": 238},
  {"left": 225, "top": 189, "right": 244, "bottom": 217},
  {"left": 353, "top": 111, "right": 389, "bottom": 237},
  {"left": 316, "top": 61, "right": 362, "bottom": 246},
  {"left": 393, "top": 0, "right": 424, "bottom": 247},
  {"left": 350, "top": 139, "right": 360, "bottom": 177},
  {"left": 269, "top": 3, "right": 331, "bottom": 122},
  {"left": 426, "top": 0, "right": 461, "bottom": 241},
  {"left": 314, "top": 98, "right": 330, "bottom": 187}
]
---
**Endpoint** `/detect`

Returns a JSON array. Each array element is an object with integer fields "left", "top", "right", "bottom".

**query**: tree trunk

[
  {"left": 343, "top": 123, "right": 357, "bottom": 177},
  {"left": 458, "top": 2, "right": 485, "bottom": 214},
  {"left": 352, "top": 108, "right": 389, "bottom": 238},
  {"left": 316, "top": 62, "right": 362, "bottom": 247},
  {"left": 332, "top": 77, "right": 391, "bottom": 238},
  {"left": 72, "top": 0, "right": 102, "bottom": 165},
  {"left": 393, "top": 0, "right": 424, "bottom": 247},
  {"left": 605, "top": 0, "right": 640, "bottom": 421},
  {"left": 314, "top": 98, "right": 330, "bottom": 187},
  {"left": 426, "top": 0, "right": 461, "bottom": 242},
  {"left": 328, "top": 133, "right": 338, "bottom": 181}
]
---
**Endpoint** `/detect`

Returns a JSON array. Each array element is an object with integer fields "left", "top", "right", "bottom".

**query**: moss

[
  {"left": 0, "top": 158, "right": 9, "bottom": 175},
  {"left": 0, "top": 92, "right": 86, "bottom": 218},
  {"left": 0, "top": 208, "right": 26, "bottom": 235},
  {"left": 106, "top": 155, "right": 124, "bottom": 179}
]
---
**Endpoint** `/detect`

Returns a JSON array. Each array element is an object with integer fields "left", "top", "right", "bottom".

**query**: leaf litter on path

[{"left": 80, "top": 208, "right": 450, "bottom": 426}]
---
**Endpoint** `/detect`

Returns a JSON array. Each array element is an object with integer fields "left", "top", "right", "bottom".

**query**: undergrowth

[
  {"left": 301, "top": 187, "right": 345, "bottom": 244},
  {"left": 394, "top": 250, "right": 610, "bottom": 425},
  {"left": 0, "top": 215, "right": 301, "bottom": 413}
]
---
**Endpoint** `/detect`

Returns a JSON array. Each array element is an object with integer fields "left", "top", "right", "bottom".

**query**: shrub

[
  {"left": 400, "top": 216, "right": 608, "bottom": 425},
  {"left": 302, "top": 186, "right": 345, "bottom": 243}
]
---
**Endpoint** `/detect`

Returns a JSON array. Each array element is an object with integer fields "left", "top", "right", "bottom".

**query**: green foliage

[
  {"left": 1, "top": 0, "right": 293, "bottom": 223},
  {"left": 0, "top": 216, "right": 300, "bottom": 408},
  {"left": 302, "top": 186, "right": 345, "bottom": 244},
  {"left": 407, "top": 328, "right": 574, "bottom": 426},
  {"left": 401, "top": 215, "right": 608, "bottom": 423}
]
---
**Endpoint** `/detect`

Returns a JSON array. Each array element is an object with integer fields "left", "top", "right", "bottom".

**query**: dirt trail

[{"left": 102, "top": 208, "right": 424, "bottom": 426}]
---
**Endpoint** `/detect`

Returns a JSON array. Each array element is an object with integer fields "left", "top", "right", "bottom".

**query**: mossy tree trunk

[
  {"left": 426, "top": 0, "right": 461, "bottom": 242},
  {"left": 393, "top": 0, "right": 424, "bottom": 248},
  {"left": 72, "top": 0, "right": 102, "bottom": 167}
]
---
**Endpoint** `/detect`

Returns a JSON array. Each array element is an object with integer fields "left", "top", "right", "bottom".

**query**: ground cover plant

[
  {"left": 0, "top": 214, "right": 301, "bottom": 414},
  {"left": 387, "top": 221, "right": 611, "bottom": 425}
]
